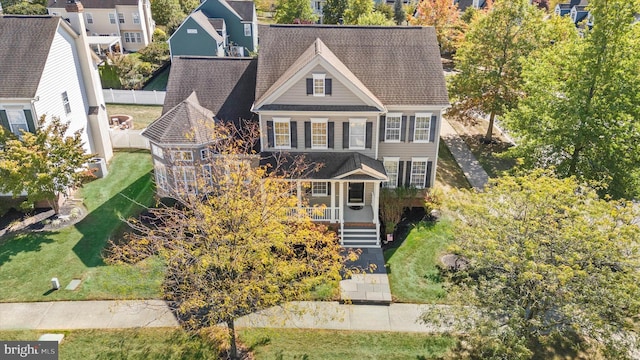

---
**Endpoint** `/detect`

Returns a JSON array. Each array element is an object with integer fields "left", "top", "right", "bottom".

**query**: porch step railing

[{"left": 286, "top": 207, "right": 338, "bottom": 221}]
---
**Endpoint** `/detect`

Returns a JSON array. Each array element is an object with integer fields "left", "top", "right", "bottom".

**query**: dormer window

[{"left": 306, "top": 74, "right": 332, "bottom": 96}]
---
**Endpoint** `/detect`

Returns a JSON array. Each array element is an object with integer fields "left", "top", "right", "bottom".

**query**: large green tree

[
  {"left": 0, "top": 116, "right": 93, "bottom": 214},
  {"left": 502, "top": 0, "right": 640, "bottom": 199},
  {"left": 322, "top": 0, "right": 348, "bottom": 24},
  {"left": 274, "top": 0, "right": 317, "bottom": 23},
  {"left": 150, "top": 0, "right": 184, "bottom": 26},
  {"left": 109, "top": 123, "right": 353, "bottom": 360},
  {"left": 393, "top": 0, "right": 405, "bottom": 24},
  {"left": 343, "top": 0, "right": 373, "bottom": 24},
  {"left": 434, "top": 171, "right": 640, "bottom": 359},
  {"left": 356, "top": 11, "right": 394, "bottom": 25},
  {"left": 3, "top": 1, "right": 47, "bottom": 15},
  {"left": 447, "top": 0, "right": 567, "bottom": 142}
]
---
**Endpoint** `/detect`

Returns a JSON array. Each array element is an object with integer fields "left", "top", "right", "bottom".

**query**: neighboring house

[
  {"left": 0, "top": 11, "right": 113, "bottom": 164},
  {"left": 169, "top": 0, "right": 257, "bottom": 59},
  {"left": 555, "top": 0, "right": 592, "bottom": 27},
  {"left": 455, "top": 0, "right": 488, "bottom": 12},
  {"left": 47, "top": 0, "right": 154, "bottom": 52},
  {"left": 312, "top": 0, "right": 324, "bottom": 23},
  {"left": 144, "top": 25, "right": 448, "bottom": 248}
]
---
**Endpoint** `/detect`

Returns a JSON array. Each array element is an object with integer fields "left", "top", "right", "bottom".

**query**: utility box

[
  {"left": 88, "top": 157, "right": 108, "bottom": 178},
  {"left": 51, "top": 277, "right": 60, "bottom": 290}
]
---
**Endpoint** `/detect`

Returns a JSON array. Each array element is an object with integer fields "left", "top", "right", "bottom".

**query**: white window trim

[
  {"left": 62, "top": 91, "right": 71, "bottom": 115},
  {"left": 310, "top": 118, "right": 328, "bottom": 149},
  {"left": 383, "top": 157, "right": 400, "bottom": 189},
  {"left": 313, "top": 73, "right": 325, "bottom": 97},
  {"left": 385, "top": 113, "right": 402, "bottom": 143},
  {"left": 187, "top": 28, "right": 198, "bottom": 34},
  {"left": 200, "top": 149, "right": 209, "bottom": 160},
  {"left": 171, "top": 150, "right": 193, "bottom": 162},
  {"left": 410, "top": 157, "right": 429, "bottom": 189},
  {"left": 349, "top": 118, "right": 366, "bottom": 150},
  {"left": 244, "top": 23, "right": 251, "bottom": 36},
  {"left": 151, "top": 144, "right": 164, "bottom": 159},
  {"left": 132, "top": 12, "right": 140, "bottom": 24},
  {"left": 86, "top": 12, "right": 93, "bottom": 23},
  {"left": 311, "top": 182, "right": 328, "bottom": 196},
  {"left": 174, "top": 166, "right": 197, "bottom": 193},
  {"left": 6, "top": 108, "right": 28, "bottom": 138},
  {"left": 109, "top": 13, "right": 116, "bottom": 24},
  {"left": 273, "top": 118, "right": 291, "bottom": 149},
  {"left": 202, "top": 164, "right": 213, "bottom": 186},
  {"left": 413, "top": 112, "right": 432, "bottom": 143},
  {"left": 118, "top": 12, "right": 125, "bottom": 24}
]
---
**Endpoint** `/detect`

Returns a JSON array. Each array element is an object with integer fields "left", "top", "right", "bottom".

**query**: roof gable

[
  {"left": 254, "top": 38, "right": 384, "bottom": 111},
  {"left": 189, "top": 10, "right": 224, "bottom": 42},
  {"left": 256, "top": 25, "right": 449, "bottom": 107},
  {"left": 142, "top": 92, "right": 218, "bottom": 145},
  {"left": 0, "top": 15, "right": 61, "bottom": 98}
]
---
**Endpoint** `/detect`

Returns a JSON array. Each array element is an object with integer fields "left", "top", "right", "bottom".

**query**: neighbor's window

[
  {"left": 151, "top": 144, "right": 164, "bottom": 159},
  {"left": 62, "top": 91, "right": 71, "bottom": 114},
  {"left": 132, "top": 12, "right": 140, "bottom": 24},
  {"left": 385, "top": 113, "right": 401, "bottom": 142},
  {"left": 109, "top": 13, "right": 116, "bottom": 24},
  {"left": 413, "top": 113, "right": 431, "bottom": 142},
  {"left": 311, "top": 118, "right": 327, "bottom": 149},
  {"left": 154, "top": 161, "right": 168, "bottom": 190},
  {"left": 86, "top": 12, "right": 93, "bottom": 24},
  {"left": 244, "top": 23, "right": 251, "bottom": 36},
  {"left": 273, "top": 119, "right": 291, "bottom": 148}
]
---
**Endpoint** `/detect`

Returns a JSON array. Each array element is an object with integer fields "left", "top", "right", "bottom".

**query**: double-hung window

[
  {"left": 174, "top": 166, "right": 196, "bottom": 193},
  {"left": 385, "top": 113, "right": 401, "bottom": 142},
  {"left": 118, "top": 12, "right": 125, "bottom": 23},
  {"left": 202, "top": 164, "right": 214, "bottom": 187},
  {"left": 154, "top": 161, "right": 168, "bottom": 190},
  {"left": 383, "top": 157, "right": 399, "bottom": 188},
  {"left": 244, "top": 23, "right": 251, "bottom": 36},
  {"left": 413, "top": 113, "right": 431, "bottom": 142},
  {"left": 6, "top": 109, "right": 28, "bottom": 138},
  {"left": 109, "top": 13, "right": 116, "bottom": 24},
  {"left": 62, "top": 91, "right": 71, "bottom": 114},
  {"left": 349, "top": 118, "right": 366, "bottom": 150},
  {"left": 132, "top": 12, "right": 140, "bottom": 24},
  {"left": 313, "top": 73, "right": 325, "bottom": 96},
  {"left": 273, "top": 118, "right": 291, "bottom": 149},
  {"left": 311, "top": 118, "right": 327, "bottom": 149},
  {"left": 311, "top": 182, "right": 328, "bottom": 196},
  {"left": 171, "top": 150, "right": 193, "bottom": 162},
  {"left": 410, "top": 158, "right": 428, "bottom": 188}
]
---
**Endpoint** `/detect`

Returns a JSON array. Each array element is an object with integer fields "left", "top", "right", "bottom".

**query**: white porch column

[
  {"left": 339, "top": 181, "right": 344, "bottom": 224},
  {"left": 373, "top": 181, "right": 380, "bottom": 224},
  {"left": 296, "top": 181, "right": 302, "bottom": 206},
  {"left": 330, "top": 181, "right": 336, "bottom": 223}
]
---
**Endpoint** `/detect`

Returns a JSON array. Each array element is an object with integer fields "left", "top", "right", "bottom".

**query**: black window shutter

[
  {"left": 306, "top": 79, "right": 313, "bottom": 95},
  {"left": 328, "top": 122, "right": 334, "bottom": 148},
  {"left": 426, "top": 161, "right": 433, "bottom": 188},
  {"left": 409, "top": 116, "right": 415, "bottom": 142},
  {"left": 304, "top": 121, "right": 311, "bottom": 148},
  {"left": 379, "top": 115, "right": 385, "bottom": 142},
  {"left": 0, "top": 110, "right": 9, "bottom": 131},
  {"left": 290, "top": 121, "right": 297, "bottom": 148},
  {"left": 327, "top": 182, "right": 331, "bottom": 195},
  {"left": 365, "top": 122, "right": 372, "bottom": 149},
  {"left": 24, "top": 110, "right": 35, "bottom": 133},
  {"left": 342, "top": 122, "right": 349, "bottom": 149},
  {"left": 397, "top": 161, "right": 404, "bottom": 188},
  {"left": 325, "top": 79, "right": 332, "bottom": 95},
  {"left": 405, "top": 161, "right": 412, "bottom": 187},
  {"left": 267, "top": 120, "right": 274, "bottom": 148},
  {"left": 429, "top": 115, "right": 437, "bottom": 142},
  {"left": 401, "top": 115, "right": 407, "bottom": 142}
]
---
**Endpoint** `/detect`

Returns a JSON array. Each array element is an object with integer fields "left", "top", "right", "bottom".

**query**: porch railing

[{"left": 286, "top": 207, "right": 337, "bottom": 221}]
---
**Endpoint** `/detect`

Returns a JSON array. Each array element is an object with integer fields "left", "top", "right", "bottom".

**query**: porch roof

[{"left": 260, "top": 151, "right": 387, "bottom": 181}]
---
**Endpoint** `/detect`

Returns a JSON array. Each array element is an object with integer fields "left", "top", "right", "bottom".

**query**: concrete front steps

[{"left": 341, "top": 224, "right": 379, "bottom": 248}]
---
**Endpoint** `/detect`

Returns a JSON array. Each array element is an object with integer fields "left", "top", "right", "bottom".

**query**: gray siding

[
  {"left": 272, "top": 65, "right": 366, "bottom": 106},
  {"left": 377, "top": 110, "right": 441, "bottom": 161}
]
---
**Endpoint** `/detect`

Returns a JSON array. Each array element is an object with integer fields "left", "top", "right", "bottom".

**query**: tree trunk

[
  {"left": 227, "top": 318, "right": 238, "bottom": 360},
  {"left": 484, "top": 111, "right": 496, "bottom": 143},
  {"left": 48, "top": 196, "right": 60, "bottom": 215},
  {"left": 568, "top": 146, "right": 581, "bottom": 175}
]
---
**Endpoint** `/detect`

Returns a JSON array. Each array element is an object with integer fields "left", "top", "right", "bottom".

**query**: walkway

[
  {"left": 340, "top": 248, "right": 391, "bottom": 304},
  {"left": 440, "top": 118, "right": 490, "bottom": 190},
  {"left": 0, "top": 300, "right": 454, "bottom": 333}
]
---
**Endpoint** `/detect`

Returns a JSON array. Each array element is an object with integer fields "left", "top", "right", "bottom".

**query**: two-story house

[
  {"left": 555, "top": 0, "right": 592, "bottom": 27},
  {"left": 0, "top": 12, "right": 113, "bottom": 164},
  {"left": 144, "top": 25, "right": 448, "bottom": 248},
  {"left": 47, "top": 0, "right": 154, "bottom": 52},
  {"left": 168, "top": 0, "right": 258, "bottom": 59}
]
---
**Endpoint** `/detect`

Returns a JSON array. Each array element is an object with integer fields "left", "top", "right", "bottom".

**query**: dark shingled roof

[
  {"left": 260, "top": 152, "right": 387, "bottom": 180},
  {"left": 227, "top": 0, "right": 253, "bottom": 21},
  {"left": 0, "top": 15, "right": 60, "bottom": 98},
  {"left": 48, "top": 0, "right": 138, "bottom": 8},
  {"left": 256, "top": 25, "right": 449, "bottom": 106},
  {"left": 257, "top": 104, "right": 380, "bottom": 112},
  {"left": 142, "top": 92, "right": 217, "bottom": 145},
  {"left": 163, "top": 56, "right": 257, "bottom": 125}
]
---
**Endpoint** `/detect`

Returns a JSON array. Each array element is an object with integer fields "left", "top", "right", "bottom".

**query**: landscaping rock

[{"left": 440, "top": 254, "right": 469, "bottom": 272}]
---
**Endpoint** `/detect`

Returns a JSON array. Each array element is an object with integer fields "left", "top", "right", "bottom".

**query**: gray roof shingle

[
  {"left": 163, "top": 56, "right": 257, "bottom": 125},
  {"left": 256, "top": 25, "right": 449, "bottom": 106},
  {"left": 142, "top": 92, "right": 218, "bottom": 145},
  {"left": 48, "top": 0, "right": 138, "bottom": 8},
  {"left": 260, "top": 151, "right": 387, "bottom": 180},
  {"left": 191, "top": 10, "right": 224, "bottom": 42},
  {"left": 227, "top": 0, "right": 253, "bottom": 21},
  {"left": 0, "top": 15, "right": 60, "bottom": 98}
]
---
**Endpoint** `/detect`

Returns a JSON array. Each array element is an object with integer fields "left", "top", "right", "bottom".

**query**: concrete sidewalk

[
  {"left": 440, "top": 118, "right": 490, "bottom": 190},
  {"left": 0, "top": 300, "right": 454, "bottom": 333}
]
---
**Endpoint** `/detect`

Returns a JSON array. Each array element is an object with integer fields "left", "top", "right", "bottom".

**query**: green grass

[
  {"left": 142, "top": 64, "right": 170, "bottom": 91},
  {"left": 239, "top": 328, "right": 456, "bottom": 360},
  {"left": 0, "top": 150, "right": 163, "bottom": 302},
  {"left": 436, "top": 141, "right": 472, "bottom": 191},
  {"left": 0, "top": 328, "right": 220, "bottom": 360},
  {"left": 384, "top": 220, "right": 454, "bottom": 303},
  {"left": 105, "top": 104, "right": 163, "bottom": 129}
]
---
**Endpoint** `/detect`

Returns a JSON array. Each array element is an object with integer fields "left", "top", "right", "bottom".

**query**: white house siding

[
  {"left": 261, "top": 114, "right": 378, "bottom": 158},
  {"left": 34, "top": 28, "right": 93, "bottom": 155},
  {"left": 271, "top": 66, "right": 368, "bottom": 106}
]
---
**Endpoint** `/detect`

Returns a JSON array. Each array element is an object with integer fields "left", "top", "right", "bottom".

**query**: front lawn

[
  {"left": 0, "top": 150, "right": 163, "bottom": 302},
  {"left": 240, "top": 328, "right": 456, "bottom": 360},
  {"left": 384, "top": 220, "right": 453, "bottom": 303}
]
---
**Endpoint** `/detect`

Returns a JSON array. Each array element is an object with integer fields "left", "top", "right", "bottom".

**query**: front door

[{"left": 348, "top": 182, "right": 365, "bottom": 205}]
